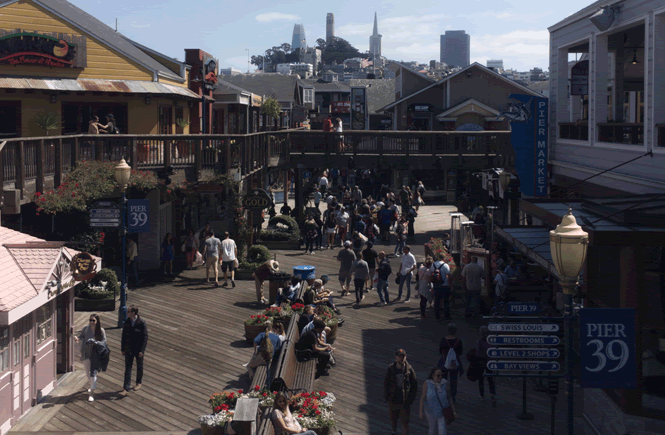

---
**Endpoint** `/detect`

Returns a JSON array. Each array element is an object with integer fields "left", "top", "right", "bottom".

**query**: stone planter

[
  {"left": 74, "top": 297, "right": 117, "bottom": 312},
  {"left": 245, "top": 323, "right": 267, "bottom": 343}
]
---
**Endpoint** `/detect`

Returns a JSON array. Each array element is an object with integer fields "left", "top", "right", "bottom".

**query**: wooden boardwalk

[{"left": 12, "top": 204, "right": 573, "bottom": 435}]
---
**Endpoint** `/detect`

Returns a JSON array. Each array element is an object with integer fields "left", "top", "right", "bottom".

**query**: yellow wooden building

[{"left": 0, "top": 0, "right": 200, "bottom": 137}]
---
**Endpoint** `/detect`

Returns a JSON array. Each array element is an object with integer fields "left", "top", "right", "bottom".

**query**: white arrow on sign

[
  {"left": 90, "top": 218, "right": 120, "bottom": 223},
  {"left": 488, "top": 323, "right": 560, "bottom": 332},
  {"left": 90, "top": 223, "right": 119, "bottom": 227}
]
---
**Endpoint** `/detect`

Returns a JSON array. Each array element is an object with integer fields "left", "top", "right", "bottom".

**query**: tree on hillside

[
  {"left": 251, "top": 43, "right": 298, "bottom": 71},
  {"left": 320, "top": 37, "right": 368, "bottom": 65}
]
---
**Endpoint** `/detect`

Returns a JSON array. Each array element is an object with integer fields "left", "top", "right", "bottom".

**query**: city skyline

[{"left": 65, "top": 0, "right": 597, "bottom": 72}]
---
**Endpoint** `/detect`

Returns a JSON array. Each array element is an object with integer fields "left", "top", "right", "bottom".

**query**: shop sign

[
  {"left": 252, "top": 95, "right": 262, "bottom": 107},
  {"left": 293, "top": 105, "right": 308, "bottom": 123},
  {"left": 488, "top": 348, "right": 560, "bottom": 359},
  {"left": 0, "top": 31, "right": 86, "bottom": 68},
  {"left": 243, "top": 188, "right": 272, "bottom": 209},
  {"left": 408, "top": 103, "right": 433, "bottom": 113},
  {"left": 71, "top": 253, "right": 98, "bottom": 281},
  {"left": 507, "top": 302, "right": 542, "bottom": 314},
  {"left": 504, "top": 94, "right": 548, "bottom": 197},
  {"left": 331, "top": 101, "right": 350, "bottom": 113},
  {"left": 488, "top": 335, "right": 560, "bottom": 346},
  {"left": 488, "top": 323, "right": 559, "bottom": 332},
  {"left": 571, "top": 60, "right": 589, "bottom": 96},
  {"left": 579, "top": 308, "right": 637, "bottom": 389}
]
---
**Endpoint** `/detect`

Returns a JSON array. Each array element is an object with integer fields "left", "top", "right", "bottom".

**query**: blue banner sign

[
  {"left": 127, "top": 199, "right": 150, "bottom": 233},
  {"left": 579, "top": 308, "right": 637, "bottom": 389},
  {"left": 505, "top": 94, "right": 549, "bottom": 197},
  {"left": 507, "top": 302, "right": 542, "bottom": 314},
  {"left": 488, "top": 335, "right": 560, "bottom": 346},
  {"left": 489, "top": 323, "right": 559, "bottom": 332},
  {"left": 487, "top": 361, "right": 561, "bottom": 371},
  {"left": 487, "top": 348, "right": 560, "bottom": 359}
]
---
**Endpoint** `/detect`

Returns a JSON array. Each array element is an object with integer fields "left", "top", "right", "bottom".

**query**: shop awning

[
  {"left": 0, "top": 77, "right": 201, "bottom": 99},
  {"left": 495, "top": 226, "right": 559, "bottom": 278}
]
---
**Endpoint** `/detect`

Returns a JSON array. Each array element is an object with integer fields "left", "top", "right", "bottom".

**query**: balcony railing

[
  {"left": 1, "top": 130, "right": 510, "bottom": 201},
  {"left": 559, "top": 122, "right": 589, "bottom": 141},
  {"left": 597, "top": 123, "right": 644, "bottom": 145}
]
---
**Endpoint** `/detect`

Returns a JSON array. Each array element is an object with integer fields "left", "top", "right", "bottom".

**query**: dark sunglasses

[{"left": 89, "top": 319, "right": 96, "bottom": 323}]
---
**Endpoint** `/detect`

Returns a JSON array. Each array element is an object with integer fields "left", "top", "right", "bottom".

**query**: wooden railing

[
  {"left": 1, "top": 130, "right": 510, "bottom": 200},
  {"left": 597, "top": 123, "right": 644, "bottom": 145}
]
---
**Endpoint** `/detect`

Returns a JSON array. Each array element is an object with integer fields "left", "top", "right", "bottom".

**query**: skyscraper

[
  {"left": 291, "top": 24, "right": 306, "bottom": 51},
  {"left": 369, "top": 12, "right": 382, "bottom": 57},
  {"left": 326, "top": 13, "right": 335, "bottom": 44},
  {"left": 440, "top": 30, "right": 470, "bottom": 68}
]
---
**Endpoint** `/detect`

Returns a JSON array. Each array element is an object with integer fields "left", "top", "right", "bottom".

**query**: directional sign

[
  {"left": 487, "top": 361, "right": 561, "bottom": 371},
  {"left": 489, "top": 323, "right": 559, "bottom": 332},
  {"left": 487, "top": 348, "right": 560, "bottom": 359},
  {"left": 507, "top": 302, "right": 542, "bottom": 314},
  {"left": 488, "top": 335, "right": 560, "bottom": 346},
  {"left": 303, "top": 171, "right": 312, "bottom": 179},
  {"left": 89, "top": 203, "right": 121, "bottom": 228}
]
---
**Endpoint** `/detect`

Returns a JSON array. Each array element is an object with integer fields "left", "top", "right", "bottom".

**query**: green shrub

[
  {"left": 74, "top": 268, "right": 119, "bottom": 300},
  {"left": 247, "top": 245, "right": 271, "bottom": 263},
  {"left": 267, "top": 215, "right": 300, "bottom": 241}
]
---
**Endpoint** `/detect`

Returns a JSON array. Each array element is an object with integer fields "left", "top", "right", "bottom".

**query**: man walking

[
  {"left": 336, "top": 241, "right": 356, "bottom": 296},
  {"left": 203, "top": 231, "right": 222, "bottom": 287},
  {"left": 384, "top": 349, "right": 417, "bottom": 435},
  {"left": 121, "top": 306, "right": 148, "bottom": 395},
  {"left": 376, "top": 251, "right": 392, "bottom": 305},
  {"left": 462, "top": 256, "right": 485, "bottom": 317},
  {"left": 220, "top": 232, "right": 237, "bottom": 288},
  {"left": 125, "top": 236, "right": 140, "bottom": 285},
  {"left": 396, "top": 246, "right": 417, "bottom": 303},
  {"left": 253, "top": 260, "right": 280, "bottom": 305},
  {"left": 429, "top": 252, "right": 452, "bottom": 321},
  {"left": 313, "top": 187, "right": 322, "bottom": 210},
  {"left": 319, "top": 173, "right": 329, "bottom": 196}
]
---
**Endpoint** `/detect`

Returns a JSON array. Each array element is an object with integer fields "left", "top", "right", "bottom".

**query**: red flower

[
  {"left": 221, "top": 404, "right": 229, "bottom": 410},
  {"left": 167, "top": 190, "right": 171, "bottom": 194},
  {"left": 35, "top": 192, "right": 41, "bottom": 197},
  {"left": 238, "top": 389, "right": 243, "bottom": 394},
  {"left": 76, "top": 183, "right": 79, "bottom": 187},
  {"left": 72, "top": 192, "right": 76, "bottom": 197},
  {"left": 262, "top": 392, "right": 268, "bottom": 397},
  {"left": 255, "top": 385, "right": 260, "bottom": 391},
  {"left": 315, "top": 410, "right": 321, "bottom": 415},
  {"left": 229, "top": 393, "right": 234, "bottom": 398},
  {"left": 41, "top": 197, "right": 46, "bottom": 202}
]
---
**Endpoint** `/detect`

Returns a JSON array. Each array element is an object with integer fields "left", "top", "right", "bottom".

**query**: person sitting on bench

[
  {"left": 295, "top": 319, "right": 332, "bottom": 377},
  {"left": 297, "top": 305, "right": 314, "bottom": 333},
  {"left": 246, "top": 322, "right": 282, "bottom": 378},
  {"left": 303, "top": 279, "right": 341, "bottom": 315},
  {"left": 272, "top": 276, "right": 302, "bottom": 307},
  {"left": 271, "top": 391, "right": 318, "bottom": 435}
]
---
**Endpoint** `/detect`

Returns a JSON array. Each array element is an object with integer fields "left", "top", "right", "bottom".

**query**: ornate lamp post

[
  {"left": 115, "top": 159, "right": 131, "bottom": 327},
  {"left": 549, "top": 207, "right": 588, "bottom": 435}
]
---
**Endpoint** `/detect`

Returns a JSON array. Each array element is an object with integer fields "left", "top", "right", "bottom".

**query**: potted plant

[
  {"left": 198, "top": 409, "right": 233, "bottom": 435},
  {"left": 257, "top": 215, "right": 301, "bottom": 250},
  {"left": 175, "top": 118, "right": 191, "bottom": 158},
  {"left": 236, "top": 245, "right": 271, "bottom": 280},
  {"left": 74, "top": 268, "right": 119, "bottom": 312},
  {"left": 290, "top": 395, "right": 336, "bottom": 435},
  {"left": 290, "top": 303, "right": 305, "bottom": 315},
  {"left": 263, "top": 305, "right": 293, "bottom": 329},
  {"left": 243, "top": 313, "right": 270, "bottom": 343},
  {"left": 34, "top": 112, "right": 60, "bottom": 136}
]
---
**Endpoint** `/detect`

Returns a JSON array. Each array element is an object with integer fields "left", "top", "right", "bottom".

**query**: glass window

[
  {"left": 23, "top": 334, "right": 29, "bottom": 358},
  {"left": 13, "top": 339, "right": 19, "bottom": 366},
  {"left": 0, "top": 327, "right": 8, "bottom": 372},
  {"left": 36, "top": 303, "right": 53, "bottom": 345}
]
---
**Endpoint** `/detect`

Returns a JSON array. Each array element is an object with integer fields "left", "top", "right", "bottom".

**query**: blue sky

[{"left": 73, "top": 0, "right": 597, "bottom": 72}]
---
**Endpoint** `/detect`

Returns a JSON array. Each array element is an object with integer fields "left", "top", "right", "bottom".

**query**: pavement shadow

[{"left": 229, "top": 339, "right": 251, "bottom": 349}]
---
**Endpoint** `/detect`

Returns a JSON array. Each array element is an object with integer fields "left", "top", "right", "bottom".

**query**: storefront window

[
  {"left": 62, "top": 103, "right": 128, "bottom": 134},
  {"left": 37, "top": 303, "right": 53, "bottom": 345},
  {"left": 0, "top": 327, "right": 8, "bottom": 372},
  {"left": 174, "top": 107, "right": 184, "bottom": 134},
  {"left": 13, "top": 339, "right": 19, "bottom": 366},
  {"left": 159, "top": 106, "right": 173, "bottom": 134}
]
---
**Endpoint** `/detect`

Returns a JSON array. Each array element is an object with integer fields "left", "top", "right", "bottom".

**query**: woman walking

[
  {"left": 333, "top": 118, "right": 344, "bottom": 152},
  {"left": 393, "top": 217, "right": 407, "bottom": 257},
  {"left": 161, "top": 233, "right": 174, "bottom": 275},
  {"left": 271, "top": 391, "right": 318, "bottom": 435},
  {"left": 476, "top": 325, "right": 497, "bottom": 404},
  {"left": 417, "top": 257, "right": 433, "bottom": 319},
  {"left": 325, "top": 211, "right": 337, "bottom": 249},
  {"left": 438, "top": 323, "right": 464, "bottom": 404},
  {"left": 419, "top": 367, "right": 456, "bottom": 435},
  {"left": 74, "top": 314, "right": 107, "bottom": 402},
  {"left": 412, "top": 190, "right": 422, "bottom": 212},
  {"left": 184, "top": 229, "right": 199, "bottom": 270},
  {"left": 304, "top": 217, "right": 318, "bottom": 255}
]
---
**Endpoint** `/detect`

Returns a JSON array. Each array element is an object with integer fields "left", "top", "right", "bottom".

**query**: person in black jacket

[
  {"left": 384, "top": 348, "right": 418, "bottom": 435},
  {"left": 121, "top": 305, "right": 148, "bottom": 395}
]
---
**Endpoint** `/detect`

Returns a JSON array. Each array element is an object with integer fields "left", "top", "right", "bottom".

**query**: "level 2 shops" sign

[{"left": 0, "top": 30, "right": 87, "bottom": 68}]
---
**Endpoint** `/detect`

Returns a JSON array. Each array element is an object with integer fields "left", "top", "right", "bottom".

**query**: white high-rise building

[
  {"left": 291, "top": 24, "right": 306, "bottom": 50},
  {"left": 326, "top": 13, "right": 335, "bottom": 44},
  {"left": 369, "top": 12, "right": 382, "bottom": 58},
  {"left": 487, "top": 59, "right": 504, "bottom": 71}
]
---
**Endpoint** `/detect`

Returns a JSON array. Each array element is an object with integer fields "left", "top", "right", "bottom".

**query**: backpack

[
  {"left": 431, "top": 263, "right": 446, "bottom": 285},
  {"left": 378, "top": 260, "right": 392, "bottom": 277},
  {"left": 257, "top": 333, "right": 274, "bottom": 362},
  {"left": 443, "top": 339, "right": 460, "bottom": 370}
]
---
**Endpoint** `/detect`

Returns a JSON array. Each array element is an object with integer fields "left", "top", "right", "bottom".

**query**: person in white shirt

[
  {"left": 397, "top": 245, "right": 417, "bottom": 302},
  {"left": 313, "top": 188, "right": 322, "bottom": 210},
  {"left": 319, "top": 175, "right": 329, "bottom": 196},
  {"left": 461, "top": 257, "right": 485, "bottom": 317},
  {"left": 220, "top": 232, "right": 238, "bottom": 288}
]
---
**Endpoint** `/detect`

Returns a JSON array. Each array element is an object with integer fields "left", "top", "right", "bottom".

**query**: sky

[{"left": 72, "top": 0, "right": 598, "bottom": 72}]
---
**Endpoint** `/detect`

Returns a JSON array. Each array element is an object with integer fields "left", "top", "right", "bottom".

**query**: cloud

[
  {"left": 469, "top": 30, "right": 550, "bottom": 69},
  {"left": 337, "top": 14, "right": 451, "bottom": 37},
  {"left": 255, "top": 12, "right": 300, "bottom": 22}
]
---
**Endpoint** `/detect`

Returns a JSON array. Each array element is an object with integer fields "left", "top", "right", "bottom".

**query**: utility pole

[{"left": 246, "top": 49, "right": 250, "bottom": 73}]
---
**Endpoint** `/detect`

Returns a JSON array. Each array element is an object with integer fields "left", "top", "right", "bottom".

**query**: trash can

[
  {"left": 293, "top": 265, "right": 316, "bottom": 286},
  {"left": 268, "top": 271, "right": 291, "bottom": 305}
]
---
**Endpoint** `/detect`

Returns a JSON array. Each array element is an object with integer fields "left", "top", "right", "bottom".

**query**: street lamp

[
  {"left": 549, "top": 207, "right": 588, "bottom": 435},
  {"left": 115, "top": 158, "right": 131, "bottom": 327}
]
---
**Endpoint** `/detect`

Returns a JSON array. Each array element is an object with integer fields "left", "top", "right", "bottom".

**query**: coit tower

[{"left": 326, "top": 13, "right": 335, "bottom": 44}]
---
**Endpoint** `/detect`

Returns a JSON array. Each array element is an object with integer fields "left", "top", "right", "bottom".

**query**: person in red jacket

[{"left": 322, "top": 114, "right": 333, "bottom": 132}]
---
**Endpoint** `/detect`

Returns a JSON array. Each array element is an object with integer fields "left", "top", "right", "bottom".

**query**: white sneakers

[{"left": 88, "top": 395, "right": 94, "bottom": 402}]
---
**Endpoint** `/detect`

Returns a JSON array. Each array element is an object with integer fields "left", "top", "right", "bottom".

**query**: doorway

[
  {"left": 0, "top": 101, "right": 21, "bottom": 138},
  {"left": 12, "top": 315, "right": 32, "bottom": 420},
  {"left": 56, "top": 293, "right": 71, "bottom": 375}
]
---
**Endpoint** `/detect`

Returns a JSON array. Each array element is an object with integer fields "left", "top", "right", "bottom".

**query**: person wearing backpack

[
  {"left": 246, "top": 322, "right": 281, "bottom": 379},
  {"left": 429, "top": 252, "right": 452, "bottom": 321},
  {"left": 438, "top": 323, "right": 464, "bottom": 404},
  {"left": 376, "top": 251, "right": 392, "bottom": 305},
  {"left": 475, "top": 326, "right": 496, "bottom": 404}
]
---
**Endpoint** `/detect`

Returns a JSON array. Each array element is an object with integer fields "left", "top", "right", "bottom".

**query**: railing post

[
  {"left": 224, "top": 138, "right": 231, "bottom": 174},
  {"left": 195, "top": 137, "right": 202, "bottom": 179},
  {"left": 131, "top": 138, "right": 137, "bottom": 167},
  {"left": 377, "top": 134, "right": 383, "bottom": 156},
  {"left": 36, "top": 139, "right": 45, "bottom": 195},
  {"left": 17, "top": 140, "right": 25, "bottom": 199},
  {"left": 164, "top": 138, "right": 172, "bottom": 169},
  {"left": 73, "top": 137, "right": 80, "bottom": 167},
  {"left": 54, "top": 138, "right": 63, "bottom": 188}
]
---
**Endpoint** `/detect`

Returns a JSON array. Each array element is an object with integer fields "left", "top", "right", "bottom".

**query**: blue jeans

[
  {"left": 398, "top": 272, "right": 412, "bottom": 300},
  {"left": 394, "top": 239, "right": 405, "bottom": 256},
  {"left": 465, "top": 290, "right": 482, "bottom": 316},
  {"left": 433, "top": 285, "right": 451, "bottom": 320},
  {"left": 377, "top": 278, "right": 389, "bottom": 303}
]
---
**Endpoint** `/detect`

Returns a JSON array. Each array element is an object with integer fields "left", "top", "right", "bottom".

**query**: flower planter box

[
  {"left": 310, "top": 427, "right": 330, "bottom": 435},
  {"left": 245, "top": 323, "right": 267, "bottom": 343},
  {"left": 74, "top": 297, "right": 117, "bottom": 312},
  {"left": 200, "top": 424, "right": 225, "bottom": 435},
  {"left": 235, "top": 269, "right": 255, "bottom": 280},
  {"left": 257, "top": 240, "right": 300, "bottom": 250}
]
